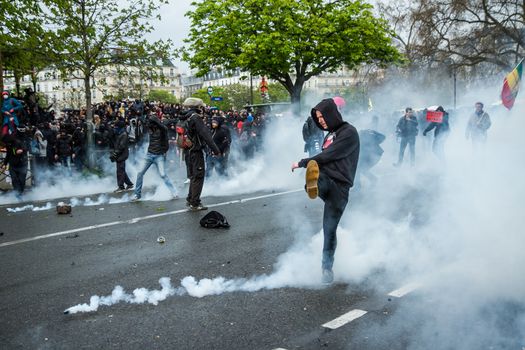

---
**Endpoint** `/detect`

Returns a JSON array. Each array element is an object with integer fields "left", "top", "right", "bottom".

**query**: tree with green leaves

[
  {"left": 191, "top": 82, "right": 290, "bottom": 111},
  {"left": 184, "top": 0, "right": 401, "bottom": 109},
  {"left": 44, "top": 0, "right": 172, "bottom": 166},
  {"left": 0, "top": 0, "right": 45, "bottom": 92},
  {"left": 148, "top": 89, "right": 178, "bottom": 104}
]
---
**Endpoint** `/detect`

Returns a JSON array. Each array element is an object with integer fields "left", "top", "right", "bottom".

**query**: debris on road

[
  {"left": 56, "top": 202, "right": 72, "bottom": 214},
  {"left": 157, "top": 236, "right": 165, "bottom": 244}
]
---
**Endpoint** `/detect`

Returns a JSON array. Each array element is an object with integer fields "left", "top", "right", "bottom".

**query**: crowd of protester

[{"left": 0, "top": 90, "right": 271, "bottom": 198}]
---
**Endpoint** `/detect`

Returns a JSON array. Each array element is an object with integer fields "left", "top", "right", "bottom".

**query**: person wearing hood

[
  {"left": 292, "top": 98, "right": 360, "bottom": 284},
  {"left": 1, "top": 133, "right": 28, "bottom": 200},
  {"left": 206, "top": 116, "right": 231, "bottom": 177},
  {"left": 179, "top": 97, "right": 221, "bottom": 211},
  {"left": 423, "top": 106, "right": 450, "bottom": 160},
  {"left": 111, "top": 119, "right": 133, "bottom": 193},
  {"left": 1, "top": 91, "right": 23, "bottom": 136},
  {"left": 132, "top": 113, "right": 178, "bottom": 201}
]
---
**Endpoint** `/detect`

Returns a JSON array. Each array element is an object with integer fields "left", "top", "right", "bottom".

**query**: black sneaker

[
  {"left": 125, "top": 184, "right": 134, "bottom": 190},
  {"left": 189, "top": 204, "right": 208, "bottom": 211},
  {"left": 114, "top": 187, "right": 125, "bottom": 193}
]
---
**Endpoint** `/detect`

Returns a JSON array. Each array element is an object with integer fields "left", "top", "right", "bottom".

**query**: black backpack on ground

[{"left": 200, "top": 211, "right": 230, "bottom": 229}]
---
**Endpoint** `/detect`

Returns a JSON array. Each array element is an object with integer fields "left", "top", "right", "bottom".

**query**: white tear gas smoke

[
  {"left": 5, "top": 194, "right": 132, "bottom": 213},
  {"left": 330, "top": 78, "right": 525, "bottom": 349},
  {"left": 65, "top": 231, "right": 328, "bottom": 314},
  {"left": 0, "top": 143, "right": 176, "bottom": 206},
  {"left": 202, "top": 116, "right": 305, "bottom": 196},
  {"left": 64, "top": 277, "right": 186, "bottom": 314},
  {"left": 6, "top": 202, "right": 53, "bottom": 213}
]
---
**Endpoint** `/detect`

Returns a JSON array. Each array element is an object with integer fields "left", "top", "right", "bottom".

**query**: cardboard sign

[{"left": 426, "top": 110, "right": 443, "bottom": 123}]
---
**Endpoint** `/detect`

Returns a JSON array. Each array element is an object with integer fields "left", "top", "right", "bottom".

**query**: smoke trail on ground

[
  {"left": 5, "top": 193, "right": 133, "bottom": 213},
  {"left": 64, "top": 277, "right": 186, "bottom": 314},
  {"left": 6, "top": 202, "right": 53, "bottom": 213},
  {"left": 64, "top": 230, "right": 328, "bottom": 314}
]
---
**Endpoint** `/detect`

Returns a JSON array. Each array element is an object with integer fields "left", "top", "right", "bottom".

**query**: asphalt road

[{"left": 1, "top": 185, "right": 523, "bottom": 349}]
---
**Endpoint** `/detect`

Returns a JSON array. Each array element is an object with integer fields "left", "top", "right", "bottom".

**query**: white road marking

[
  {"left": 0, "top": 189, "right": 303, "bottom": 248},
  {"left": 387, "top": 282, "right": 422, "bottom": 298},
  {"left": 322, "top": 309, "right": 368, "bottom": 330}
]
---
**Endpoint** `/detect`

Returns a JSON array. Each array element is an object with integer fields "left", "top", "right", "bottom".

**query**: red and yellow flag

[{"left": 501, "top": 59, "right": 523, "bottom": 110}]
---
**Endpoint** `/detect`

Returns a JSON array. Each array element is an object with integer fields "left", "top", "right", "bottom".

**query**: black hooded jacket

[
  {"left": 147, "top": 116, "right": 169, "bottom": 155},
  {"left": 298, "top": 99, "right": 360, "bottom": 188},
  {"left": 181, "top": 108, "right": 220, "bottom": 154}
]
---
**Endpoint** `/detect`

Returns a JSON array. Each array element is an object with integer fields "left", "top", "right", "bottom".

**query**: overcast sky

[{"left": 147, "top": 0, "right": 194, "bottom": 73}]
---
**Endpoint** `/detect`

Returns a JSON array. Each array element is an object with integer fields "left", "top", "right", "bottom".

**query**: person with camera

[
  {"left": 111, "top": 120, "right": 133, "bottom": 193},
  {"left": 131, "top": 114, "right": 177, "bottom": 201}
]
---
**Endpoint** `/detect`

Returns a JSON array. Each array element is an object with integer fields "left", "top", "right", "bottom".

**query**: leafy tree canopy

[
  {"left": 148, "top": 89, "right": 178, "bottom": 104},
  {"left": 184, "top": 0, "right": 401, "bottom": 104}
]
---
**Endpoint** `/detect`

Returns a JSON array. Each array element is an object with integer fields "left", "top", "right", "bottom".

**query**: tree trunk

[
  {"left": 31, "top": 68, "right": 37, "bottom": 92},
  {"left": 0, "top": 50, "right": 3, "bottom": 92},
  {"left": 14, "top": 71, "right": 21, "bottom": 97},
  {"left": 84, "top": 74, "right": 95, "bottom": 169},
  {"left": 290, "top": 82, "right": 303, "bottom": 116}
]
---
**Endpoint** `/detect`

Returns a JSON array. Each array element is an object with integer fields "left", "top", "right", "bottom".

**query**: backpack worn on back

[
  {"left": 199, "top": 210, "right": 230, "bottom": 229},
  {"left": 175, "top": 116, "right": 194, "bottom": 149}
]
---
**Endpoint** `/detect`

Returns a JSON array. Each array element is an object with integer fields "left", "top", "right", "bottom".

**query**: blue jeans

[
  {"left": 318, "top": 172, "right": 349, "bottom": 271},
  {"left": 134, "top": 152, "right": 177, "bottom": 198},
  {"left": 398, "top": 136, "right": 416, "bottom": 165}
]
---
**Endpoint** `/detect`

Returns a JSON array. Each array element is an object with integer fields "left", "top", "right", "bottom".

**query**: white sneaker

[
  {"left": 322, "top": 269, "right": 334, "bottom": 285},
  {"left": 183, "top": 178, "right": 190, "bottom": 184}
]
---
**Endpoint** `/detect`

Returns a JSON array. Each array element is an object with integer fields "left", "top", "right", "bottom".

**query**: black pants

[
  {"left": 10, "top": 165, "right": 28, "bottom": 196},
  {"left": 187, "top": 149, "right": 205, "bottom": 206},
  {"left": 116, "top": 160, "right": 133, "bottom": 188},
  {"left": 318, "top": 172, "right": 349, "bottom": 271}
]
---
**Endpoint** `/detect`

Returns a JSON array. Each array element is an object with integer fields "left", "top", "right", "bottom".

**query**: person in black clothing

[
  {"left": 71, "top": 126, "right": 85, "bottom": 172},
  {"left": 423, "top": 106, "right": 450, "bottom": 160},
  {"left": 132, "top": 114, "right": 178, "bottom": 201},
  {"left": 42, "top": 122, "right": 57, "bottom": 168},
  {"left": 355, "top": 129, "right": 385, "bottom": 189},
  {"left": 394, "top": 107, "right": 418, "bottom": 167},
  {"left": 292, "top": 98, "right": 360, "bottom": 284},
  {"left": 302, "top": 115, "right": 325, "bottom": 157},
  {"left": 54, "top": 129, "right": 73, "bottom": 175},
  {"left": 110, "top": 120, "right": 133, "bottom": 193},
  {"left": 206, "top": 117, "right": 231, "bottom": 177},
  {"left": 180, "top": 98, "right": 221, "bottom": 211},
  {"left": 1, "top": 133, "right": 28, "bottom": 200}
]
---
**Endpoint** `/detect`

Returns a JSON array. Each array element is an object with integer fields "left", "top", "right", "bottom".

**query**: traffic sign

[{"left": 211, "top": 96, "right": 223, "bottom": 101}]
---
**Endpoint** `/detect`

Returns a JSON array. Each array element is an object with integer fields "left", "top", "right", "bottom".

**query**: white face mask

[{"left": 2, "top": 95, "right": 8, "bottom": 100}]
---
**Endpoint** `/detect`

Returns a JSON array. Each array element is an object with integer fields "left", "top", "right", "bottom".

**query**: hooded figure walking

[{"left": 292, "top": 98, "right": 360, "bottom": 284}]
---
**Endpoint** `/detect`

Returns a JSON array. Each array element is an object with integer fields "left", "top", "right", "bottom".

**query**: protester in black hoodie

[
  {"left": 132, "top": 114, "right": 177, "bottom": 201},
  {"left": 206, "top": 116, "right": 231, "bottom": 177},
  {"left": 111, "top": 120, "right": 133, "bottom": 193},
  {"left": 423, "top": 106, "right": 450, "bottom": 160},
  {"left": 180, "top": 98, "right": 220, "bottom": 211},
  {"left": 1, "top": 133, "right": 28, "bottom": 200},
  {"left": 292, "top": 98, "right": 360, "bottom": 284}
]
